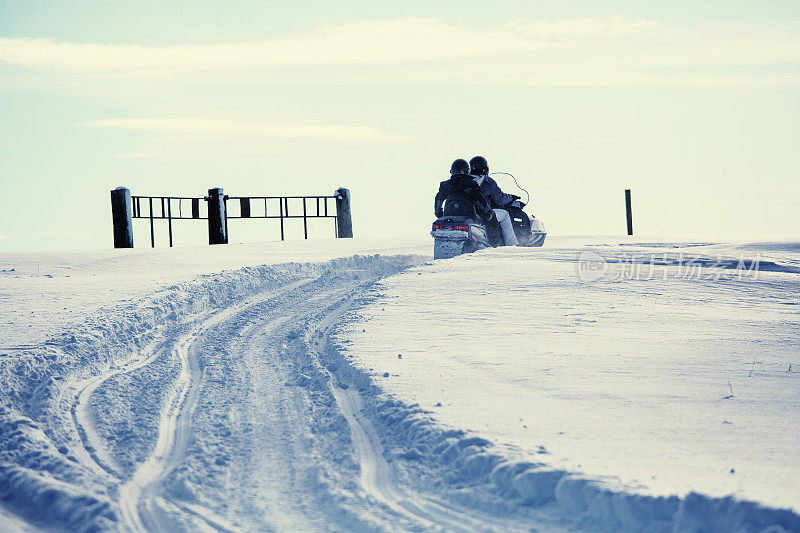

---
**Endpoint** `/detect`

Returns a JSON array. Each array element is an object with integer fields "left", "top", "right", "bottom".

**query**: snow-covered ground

[
  {"left": 1, "top": 237, "right": 798, "bottom": 532},
  {"left": 337, "top": 239, "right": 800, "bottom": 529}
]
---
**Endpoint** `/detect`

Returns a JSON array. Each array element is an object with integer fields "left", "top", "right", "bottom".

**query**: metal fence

[
  {"left": 131, "top": 196, "right": 206, "bottom": 247},
  {"left": 111, "top": 186, "right": 352, "bottom": 248},
  {"left": 226, "top": 195, "right": 338, "bottom": 241}
]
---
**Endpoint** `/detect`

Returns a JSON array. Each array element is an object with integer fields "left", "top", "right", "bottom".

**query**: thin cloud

[
  {"left": 82, "top": 118, "right": 410, "bottom": 142},
  {"left": 1, "top": 18, "right": 797, "bottom": 88},
  {"left": 0, "top": 18, "right": 554, "bottom": 72}
]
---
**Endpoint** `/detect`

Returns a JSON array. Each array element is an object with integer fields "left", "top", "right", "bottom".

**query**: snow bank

[
  {"left": 374, "top": 401, "right": 800, "bottom": 532},
  {"left": 0, "top": 251, "right": 422, "bottom": 530},
  {"left": 0, "top": 461, "right": 117, "bottom": 532},
  {"left": 316, "top": 352, "right": 800, "bottom": 532}
]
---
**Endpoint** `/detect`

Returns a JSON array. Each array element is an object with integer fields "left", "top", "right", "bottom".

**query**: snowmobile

[
  {"left": 431, "top": 216, "right": 492, "bottom": 260},
  {"left": 431, "top": 172, "right": 546, "bottom": 259}
]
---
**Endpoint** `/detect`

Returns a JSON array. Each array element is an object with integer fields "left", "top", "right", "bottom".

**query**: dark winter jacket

[
  {"left": 434, "top": 173, "right": 493, "bottom": 221},
  {"left": 475, "top": 175, "right": 515, "bottom": 209}
]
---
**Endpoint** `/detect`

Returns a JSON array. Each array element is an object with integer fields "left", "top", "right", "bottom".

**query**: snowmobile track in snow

[
  {"left": 68, "top": 278, "right": 314, "bottom": 531},
  {"left": 72, "top": 267, "right": 533, "bottom": 531},
  {"left": 71, "top": 338, "right": 171, "bottom": 482},
  {"left": 116, "top": 278, "right": 314, "bottom": 532}
]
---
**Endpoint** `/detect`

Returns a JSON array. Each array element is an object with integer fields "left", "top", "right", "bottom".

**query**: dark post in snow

[
  {"left": 625, "top": 189, "right": 633, "bottom": 236},
  {"left": 335, "top": 187, "right": 353, "bottom": 238},
  {"left": 110, "top": 187, "right": 134, "bottom": 248},
  {"left": 207, "top": 187, "right": 228, "bottom": 245}
]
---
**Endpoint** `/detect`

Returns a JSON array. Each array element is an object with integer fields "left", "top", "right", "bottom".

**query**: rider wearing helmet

[
  {"left": 469, "top": 156, "right": 520, "bottom": 246},
  {"left": 434, "top": 159, "right": 494, "bottom": 222}
]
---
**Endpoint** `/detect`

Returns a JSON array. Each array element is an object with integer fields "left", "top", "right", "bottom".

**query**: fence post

[
  {"left": 110, "top": 187, "right": 134, "bottom": 248},
  {"left": 625, "top": 189, "right": 633, "bottom": 236},
  {"left": 207, "top": 187, "right": 228, "bottom": 245},
  {"left": 335, "top": 187, "right": 353, "bottom": 238}
]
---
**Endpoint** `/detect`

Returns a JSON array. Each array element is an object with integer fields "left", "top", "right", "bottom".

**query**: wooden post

[
  {"left": 110, "top": 187, "right": 134, "bottom": 248},
  {"left": 625, "top": 189, "right": 633, "bottom": 236},
  {"left": 335, "top": 187, "right": 353, "bottom": 238},
  {"left": 207, "top": 187, "right": 228, "bottom": 245}
]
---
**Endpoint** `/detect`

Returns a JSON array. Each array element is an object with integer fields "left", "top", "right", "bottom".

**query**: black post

[
  {"left": 149, "top": 197, "right": 155, "bottom": 248},
  {"left": 110, "top": 187, "right": 134, "bottom": 248},
  {"left": 279, "top": 198, "right": 285, "bottom": 241},
  {"left": 207, "top": 187, "right": 228, "bottom": 245},
  {"left": 302, "top": 197, "right": 308, "bottom": 239},
  {"left": 167, "top": 199, "right": 173, "bottom": 247},
  {"left": 625, "top": 189, "right": 633, "bottom": 236},
  {"left": 335, "top": 187, "right": 353, "bottom": 238}
]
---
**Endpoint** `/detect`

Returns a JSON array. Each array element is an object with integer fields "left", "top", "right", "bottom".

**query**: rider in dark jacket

[
  {"left": 469, "top": 156, "right": 519, "bottom": 208},
  {"left": 434, "top": 159, "right": 494, "bottom": 222},
  {"left": 469, "top": 155, "right": 521, "bottom": 246}
]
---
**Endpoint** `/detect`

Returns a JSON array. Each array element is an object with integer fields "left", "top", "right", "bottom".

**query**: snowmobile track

[
  {"left": 71, "top": 338, "right": 171, "bottom": 482},
  {"left": 116, "top": 278, "right": 314, "bottom": 532},
  {"left": 73, "top": 269, "right": 536, "bottom": 531}
]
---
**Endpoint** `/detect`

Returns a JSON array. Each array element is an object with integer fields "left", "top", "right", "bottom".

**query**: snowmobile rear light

[{"left": 432, "top": 222, "right": 469, "bottom": 232}]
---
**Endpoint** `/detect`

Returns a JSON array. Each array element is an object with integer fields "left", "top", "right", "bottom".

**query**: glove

[
  {"left": 435, "top": 210, "right": 443, "bottom": 218},
  {"left": 510, "top": 194, "right": 521, "bottom": 200}
]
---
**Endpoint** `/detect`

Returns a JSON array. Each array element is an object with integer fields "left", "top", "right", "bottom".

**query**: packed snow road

[{"left": 93, "top": 267, "right": 546, "bottom": 531}]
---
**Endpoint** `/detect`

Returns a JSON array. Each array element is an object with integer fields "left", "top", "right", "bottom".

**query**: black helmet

[
  {"left": 450, "top": 158, "right": 469, "bottom": 175},
  {"left": 469, "top": 156, "right": 489, "bottom": 176}
]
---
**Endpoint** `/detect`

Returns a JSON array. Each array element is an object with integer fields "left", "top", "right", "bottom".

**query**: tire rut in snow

[
  {"left": 123, "top": 271, "right": 540, "bottom": 531},
  {"left": 117, "top": 278, "right": 315, "bottom": 532},
  {"left": 71, "top": 337, "right": 174, "bottom": 481},
  {"left": 161, "top": 277, "right": 392, "bottom": 531},
  {"left": 119, "top": 269, "right": 486, "bottom": 531}
]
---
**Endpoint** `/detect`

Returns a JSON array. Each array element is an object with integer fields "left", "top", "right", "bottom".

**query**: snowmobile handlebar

[{"left": 489, "top": 172, "right": 530, "bottom": 205}]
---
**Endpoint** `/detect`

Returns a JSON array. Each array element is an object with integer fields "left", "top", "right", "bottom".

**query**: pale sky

[{"left": 1, "top": 0, "right": 798, "bottom": 251}]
